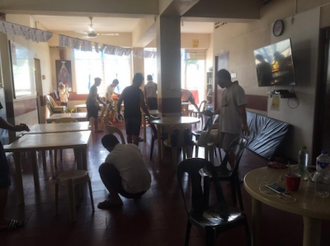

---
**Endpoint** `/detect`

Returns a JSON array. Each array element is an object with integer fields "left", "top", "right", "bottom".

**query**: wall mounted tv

[{"left": 253, "top": 38, "right": 296, "bottom": 87}]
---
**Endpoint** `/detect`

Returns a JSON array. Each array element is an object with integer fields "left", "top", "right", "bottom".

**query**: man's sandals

[{"left": 0, "top": 219, "right": 24, "bottom": 232}]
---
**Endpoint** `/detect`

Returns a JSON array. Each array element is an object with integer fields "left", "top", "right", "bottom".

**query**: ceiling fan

[{"left": 76, "top": 17, "right": 119, "bottom": 38}]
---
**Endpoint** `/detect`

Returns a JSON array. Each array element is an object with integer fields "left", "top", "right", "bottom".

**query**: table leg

[
  {"left": 42, "top": 150, "right": 46, "bottom": 167},
  {"left": 74, "top": 148, "right": 83, "bottom": 170},
  {"left": 31, "top": 151, "right": 39, "bottom": 188},
  {"left": 303, "top": 216, "right": 321, "bottom": 246},
  {"left": 82, "top": 147, "right": 87, "bottom": 170},
  {"left": 251, "top": 197, "right": 261, "bottom": 246},
  {"left": 13, "top": 153, "right": 24, "bottom": 204},
  {"left": 157, "top": 126, "right": 162, "bottom": 163}
]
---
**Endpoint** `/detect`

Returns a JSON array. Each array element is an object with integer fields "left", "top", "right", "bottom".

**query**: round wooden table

[
  {"left": 244, "top": 166, "right": 330, "bottom": 246},
  {"left": 150, "top": 116, "right": 200, "bottom": 162}
]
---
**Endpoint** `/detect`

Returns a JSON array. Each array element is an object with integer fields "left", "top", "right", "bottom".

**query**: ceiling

[{"left": 32, "top": 15, "right": 215, "bottom": 34}]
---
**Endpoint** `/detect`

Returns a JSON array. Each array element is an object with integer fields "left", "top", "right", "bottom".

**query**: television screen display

[{"left": 253, "top": 39, "right": 296, "bottom": 87}]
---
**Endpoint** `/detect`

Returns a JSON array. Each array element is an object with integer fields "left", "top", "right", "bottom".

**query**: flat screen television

[{"left": 253, "top": 38, "right": 296, "bottom": 87}]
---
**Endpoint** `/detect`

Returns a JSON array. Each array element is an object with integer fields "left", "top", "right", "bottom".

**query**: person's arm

[
  {"left": 213, "top": 108, "right": 220, "bottom": 115},
  {"left": 188, "top": 96, "right": 199, "bottom": 112},
  {"left": 117, "top": 90, "right": 125, "bottom": 116},
  {"left": 144, "top": 86, "right": 148, "bottom": 102},
  {"left": 0, "top": 117, "right": 30, "bottom": 132},
  {"left": 239, "top": 105, "right": 250, "bottom": 135},
  {"left": 140, "top": 90, "right": 151, "bottom": 117}
]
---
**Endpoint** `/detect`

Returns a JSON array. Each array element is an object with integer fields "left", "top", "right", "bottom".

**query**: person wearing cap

[
  {"left": 144, "top": 75, "right": 158, "bottom": 110},
  {"left": 86, "top": 77, "right": 106, "bottom": 132}
]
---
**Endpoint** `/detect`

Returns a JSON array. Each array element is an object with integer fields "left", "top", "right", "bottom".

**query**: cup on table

[{"left": 286, "top": 173, "right": 301, "bottom": 192}]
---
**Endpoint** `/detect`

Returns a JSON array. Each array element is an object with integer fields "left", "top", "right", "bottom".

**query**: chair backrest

[
  {"left": 206, "top": 123, "right": 219, "bottom": 144},
  {"left": 220, "top": 137, "right": 248, "bottom": 174},
  {"left": 177, "top": 158, "right": 225, "bottom": 213},
  {"left": 167, "top": 123, "right": 191, "bottom": 148},
  {"left": 55, "top": 117, "right": 78, "bottom": 123},
  {"left": 45, "top": 95, "right": 55, "bottom": 114},
  {"left": 198, "top": 100, "right": 208, "bottom": 112},
  {"left": 105, "top": 125, "right": 126, "bottom": 144}
]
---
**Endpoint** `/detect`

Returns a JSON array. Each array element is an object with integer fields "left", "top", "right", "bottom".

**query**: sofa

[{"left": 246, "top": 111, "right": 291, "bottom": 161}]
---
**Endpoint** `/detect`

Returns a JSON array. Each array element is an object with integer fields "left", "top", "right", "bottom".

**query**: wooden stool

[{"left": 55, "top": 170, "right": 94, "bottom": 221}]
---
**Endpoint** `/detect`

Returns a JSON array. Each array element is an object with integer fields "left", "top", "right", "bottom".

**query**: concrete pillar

[
  {"left": 132, "top": 48, "right": 145, "bottom": 89},
  {"left": 156, "top": 15, "right": 181, "bottom": 116}
]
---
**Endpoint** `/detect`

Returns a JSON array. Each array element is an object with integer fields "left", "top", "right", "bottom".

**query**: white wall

[
  {"left": 268, "top": 7, "right": 320, "bottom": 160},
  {"left": 212, "top": 1, "right": 324, "bottom": 161}
]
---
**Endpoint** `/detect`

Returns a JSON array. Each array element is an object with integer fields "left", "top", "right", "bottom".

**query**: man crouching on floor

[{"left": 98, "top": 134, "right": 151, "bottom": 209}]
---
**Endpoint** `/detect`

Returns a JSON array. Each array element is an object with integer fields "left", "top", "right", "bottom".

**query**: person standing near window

[
  {"left": 86, "top": 77, "right": 106, "bottom": 132},
  {"left": 105, "top": 79, "right": 120, "bottom": 124},
  {"left": 144, "top": 75, "right": 158, "bottom": 110}
]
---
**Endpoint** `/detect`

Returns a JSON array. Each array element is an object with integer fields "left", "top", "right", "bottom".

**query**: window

[
  {"left": 74, "top": 50, "right": 131, "bottom": 96},
  {"left": 144, "top": 48, "right": 157, "bottom": 83}
]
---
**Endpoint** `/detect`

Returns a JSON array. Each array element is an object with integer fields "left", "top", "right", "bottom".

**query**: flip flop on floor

[
  {"left": 97, "top": 200, "right": 123, "bottom": 209},
  {"left": 0, "top": 219, "right": 24, "bottom": 232}
]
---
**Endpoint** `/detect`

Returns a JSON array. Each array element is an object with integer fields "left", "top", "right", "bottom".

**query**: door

[
  {"left": 34, "top": 59, "right": 44, "bottom": 123},
  {"left": 313, "top": 28, "right": 330, "bottom": 162}
]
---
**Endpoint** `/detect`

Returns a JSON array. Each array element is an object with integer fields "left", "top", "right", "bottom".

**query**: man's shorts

[
  {"left": 87, "top": 105, "right": 99, "bottom": 119},
  {"left": 99, "top": 163, "right": 146, "bottom": 199},
  {"left": 0, "top": 142, "right": 11, "bottom": 189},
  {"left": 125, "top": 117, "right": 141, "bottom": 136},
  {"left": 219, "top": 132, "right": 240, "bottom": 152}
]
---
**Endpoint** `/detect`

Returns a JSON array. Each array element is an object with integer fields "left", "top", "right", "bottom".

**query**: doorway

[
  {"left": 313, "top": 27, "right": 330, "bottom": 162},
  {"left": 34, "top": 58, "right": 44, "bottom": 123}
]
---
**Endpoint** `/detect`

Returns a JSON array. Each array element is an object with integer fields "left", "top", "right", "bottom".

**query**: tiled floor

[{"left": 2, "top": 122, "right": 330, "bottom": 246}]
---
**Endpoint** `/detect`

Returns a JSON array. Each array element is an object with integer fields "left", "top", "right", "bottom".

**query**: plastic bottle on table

[
  {"left": 298, "top": 146, "right": 308, "bottom": 180},
  {"left": 314, "top": 150, "right": 330, "bottom": 198}
]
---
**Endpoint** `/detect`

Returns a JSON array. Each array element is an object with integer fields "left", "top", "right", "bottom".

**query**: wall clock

[{"left": 273, "top": 19, "right": 284, "bottom": 37}]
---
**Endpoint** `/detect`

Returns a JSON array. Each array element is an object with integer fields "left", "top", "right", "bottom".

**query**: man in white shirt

[
  {"left": 98, "top": 134, "right": 151, "bottom": 209},
  {"left": 215, "top": 69, "right": 249, "bottom": 152},
  {"left": 105, "top": 79, "right": 120, "bottom": 124},
  {"left": 144, "top": 75, "right": 158, "bottom": 110}
]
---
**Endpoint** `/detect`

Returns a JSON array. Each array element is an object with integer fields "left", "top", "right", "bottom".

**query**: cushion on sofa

[{"left": 246, "top": 111, "right": 291, "bottom": 160}]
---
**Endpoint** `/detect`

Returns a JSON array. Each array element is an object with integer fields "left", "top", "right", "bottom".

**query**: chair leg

[
  {"left": 195, "top": 145, "right": 199, "bottom": 158},
  {"left": 209, "top": 147, "right": 214, "bottom": 164},
  {"left": 60, "top": 149, "right": 63, "bottom": 161},
  {"left": 205, "top": 227, "right": 216, "bottom": 246},
  {"left": 230, "top": 178, "right": 237, "bottom": 205},
  {"left": 172, "top": 148, "right": 177, "bottom": 172},
  {"left": 235, "top": 175, "right": 244, "bottom": 211},
  {"left": 55, "top": 183, "right": 59, "bottom": 217},
  {"left": 150, "top": 137, "right": 155, "bottom": 160},
  {"left": 244, "top": 218, "right": 252, "bottom": 246},
  {"left": 203, "top": 177, "right": 211, "bottom": 207},
  {"left": 184, "top": 220, "right": 192, "bottom": 246},
  {"left": 67, "top": 179, "right": 76, "bottom": 222},
  {"left": 87, "top": 179, "right": 95, "bottom": 212},
  {"left": 54, "top": 150, "right": 58, "bottom": 169}
]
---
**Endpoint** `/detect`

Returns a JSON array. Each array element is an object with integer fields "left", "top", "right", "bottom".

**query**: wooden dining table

[
  {"left": 46, "top": 112, "right": 88, "bottom": 123},
  {"left": 4, "top": 131, "right": 91, "bottom": 204},
  {"left": 244, "top": 166, "right": 330, "bottom": 246},
  {"left": 150, "top": 116, "right": 200, "bottom": 162}
]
